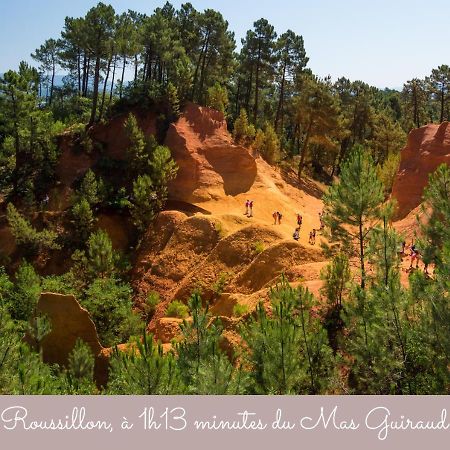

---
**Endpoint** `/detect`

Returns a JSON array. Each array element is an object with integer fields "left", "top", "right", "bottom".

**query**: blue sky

[{"left": 1, "top": 0, "right": 449, "bottom": 88}]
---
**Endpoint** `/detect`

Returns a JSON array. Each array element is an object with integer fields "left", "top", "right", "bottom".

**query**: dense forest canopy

[{"left": 0, "top": 2, "right": 448, "bottom": 395}]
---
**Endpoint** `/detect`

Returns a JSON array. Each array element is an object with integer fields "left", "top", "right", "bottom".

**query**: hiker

[
  {"left": 273, "top": 211, "right": 278, "bottom": 225},
  {"left": 248, "top": 200, "right": 254, "bottom": 217},
  {"left": 277, "top": 211, "right": 283, "bottom": 225},
  {"left": 293, "top": 227, "right": 300, "bottom": 241},
  {"left": 244, "top": 200, "right": 250, "bottom": 216},
  {"left": 409, "top": 243, "right": 420, "bottom": 269},
  {"left": 319, "top": 212, "right": 324, "bottom": 230},
  {"left": 296, "top": 213, "right": 303, "bottom": 227},
  {"left": 309, "top": 229, "right": 316, "bottom": 245}
]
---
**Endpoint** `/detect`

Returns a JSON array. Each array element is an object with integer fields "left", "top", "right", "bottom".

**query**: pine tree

[
  {"left": 206, "top": 82, "right": 229, "bottom": 115},
  {"left": 323, "top": 145, "right": 384, "bottom": 290},
  {"left": 232, "top": 108, "right": 255, "bottom": 144},
  {"left": 9, "top": 261, "right": 41, "bottom": 322},
  {"left": 86, "top": 229, "right": 115, "bottom": 278},
  {"left": 107, "top": 333, "right": 184, "bottom": 394},
  {"left": 130, "top": 174, "right": 158, "bottom": 232},
  {"left": 84, "top": 3, "right": 116, "bottom": 125},
  {"left": 79, "top": 169, "right": 99, "bottom": 206},
  {"left": 294, "top": 75, "right": 346, "bottom": 179},
  {"left": 124, "top": 112, "right": 147, "bottom": 176},
  {"left": 65, "top": 338, "right": 97, "bottom": 394},
  {"left": 429, "top": 65, "right": 450, "bottom": 123},
  {"left": 402, "top": 78, "right": 428, "bottom": 128},
  {"left": 274, "top": 30, "right": 308, "bottom": 132},
  {"left": 71, "top": 198, "right": 95, "bottom": 244},
  {"left": 242, "top": 279, "right": 334, "bottom": 394},
  {"left": 176, "top": 292, "right": 244, "bottom": 394}
]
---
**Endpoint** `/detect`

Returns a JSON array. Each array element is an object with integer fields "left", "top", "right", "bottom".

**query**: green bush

[
  {"left": 206, "top": 82, "right": 229, "bottom": 115},
  {"left": 252, "top": 241, "right": 265, "bottom": 255},
  {"left": 233, "top": 109, "right": 255, "bottom": 144},
  {"left": 71, "top": 198, "right": 95, "bottom": 244},
  {"left": 86, "top": 229, "right": 116, "bottom": 278},
  {"left": 212, "top": 272, "right": 231, "bottom": 296},
  {"left": 166, "top": 300, "right": 189, "bottom": 319},
  {"left": 9, "top": 261, "right": 41, "bottom": 322},
  {"left": 82, "top": 277, "right": 142, "bottom": 347},
  {"left": 233, "top": 303, "right": 249, "bottom": 317},
  {"left": 143, "top": 291, "right": 160, "bottom": 321},
  {"left": 6, "top": 203, "right": 60, "bottom": 253}
]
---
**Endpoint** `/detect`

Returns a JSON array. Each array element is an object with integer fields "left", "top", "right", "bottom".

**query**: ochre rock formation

[
  {"left": 392, "top": 122, "right": 450, "bottom": 219},
  {"left": 165, "top": 102, "right": 257, "bottom": 203},
  {"left": 36, "top": 292, "right": 109, "bottom": 386}
]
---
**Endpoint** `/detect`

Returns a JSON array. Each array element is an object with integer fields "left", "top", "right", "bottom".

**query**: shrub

[
  {"left": 252, "top": 241, "right": 265, "bottom": 255},
  {"left": 214, "top": 221, "right": 225, "bottom": 238},
  {"left": 166, "top": 300, "right": 189, "bottom": 319},
  {"left": 233, "top": 303, "right": 249, "bottom": 318},
  {"left": 206, "top": 82, "right": 229, "bottom": 115},
  {"left": 143, "top": 291, "right": 160, "bottom": 321},
  {"left": 78, "top": 169, "right": 99, "bottom": 206},
  {"left": 86, "top": 230, "right": 115, "bottom": 278},
  {"left": 9, "top": 261, "right": 41, "bottom": 321},
  {"left": 260, "top": 123, "right": 280, "bottom": 164},
  {"left": 253, "top": 129, "right": 265, "bottom": 153},
  {"left": 212, "top": 272, "right": 231, "bottom": 296},
  {"left": 71, "top": 198, "right": 95, "bottom": 244},
  {"left": 6, "top": 203, "right": 60, "bottom": 253},
  {"left": 130, "top": 174, "right": 158, "bottom": 232},
  {"left": 233, "top": 109, "right": 255, "bottom": 144},
  {"left": 377, "top": 152, "right": 401, "bottom": 194},
  {"left": 82, "top": 277, "right": 142, "bottom": 347}
]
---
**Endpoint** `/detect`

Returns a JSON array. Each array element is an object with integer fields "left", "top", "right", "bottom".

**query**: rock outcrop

[
  {"left": 35, "top": 292, "right": 109, "bottom": 386},
  {"left": 165, "top": 102, "right": 257, "bottom": 203},
  {"left": 392, "top": 122, "right": 450, "bottom": 219}
]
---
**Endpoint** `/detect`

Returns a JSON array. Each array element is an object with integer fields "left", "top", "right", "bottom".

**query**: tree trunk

[
  {"left": 119, "top": 54, "right": 126, "bottom": 99},
  {"left": 275, "top": 60, "right": 286, "bottom": 132},
  {"left": 89, "top": 56, "right": 101, "bottom": 126},
  {"left": 77, "top": 51, "right": 81, "bottom": 96},
  {"left": 84, "top": 57, "right": 91, "bottom": 97},
  {"left": 358, "top": 220, "right": 366, "bottom": 290},
  {"left": 198, "top": 49, "right": 212, "bottom": 102},
  {"left": 99, "top": 56, "right": 112, "bottom": 120},
  {"left": 109, "top": 55, "right": 117, "bottom": 102},
  {"left": 82, "top": 54, "right": 87, "bottom": 96},
  {"left": 192, "top": 33, "right": 209, "bottom": 102},
  {"left": 298, "top": 119, "right": 313, "bottom": 180},
  {"left": 49, "top": 59, "right": 55, "bottom": 106}
]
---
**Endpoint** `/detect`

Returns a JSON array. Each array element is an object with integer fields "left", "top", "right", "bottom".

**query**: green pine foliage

[
  {"left": 82, "top": 277, "right": 142, "bottom": 347},
  {"left": 176, "top": 292, "right": 246, "bottom": 394},
  {"left": 242, "top": 279, "right": 335, "bottom": 394},
  {"left": 323, "top": 145, "right": 384, "bottom": 289},
  {"left": 106, "top": 333, "right": 184, "bottom": 394},
  {"left": 7, "top": 203, "right": 60, "bottom": 253}
]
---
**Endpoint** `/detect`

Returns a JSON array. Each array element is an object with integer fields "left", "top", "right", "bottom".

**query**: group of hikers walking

[
  {"left": 243, "top": 200, "right": 429, "bottom": 273},
  {"left": 244, "top": 200, "right": 324, "bottom": 246}
]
